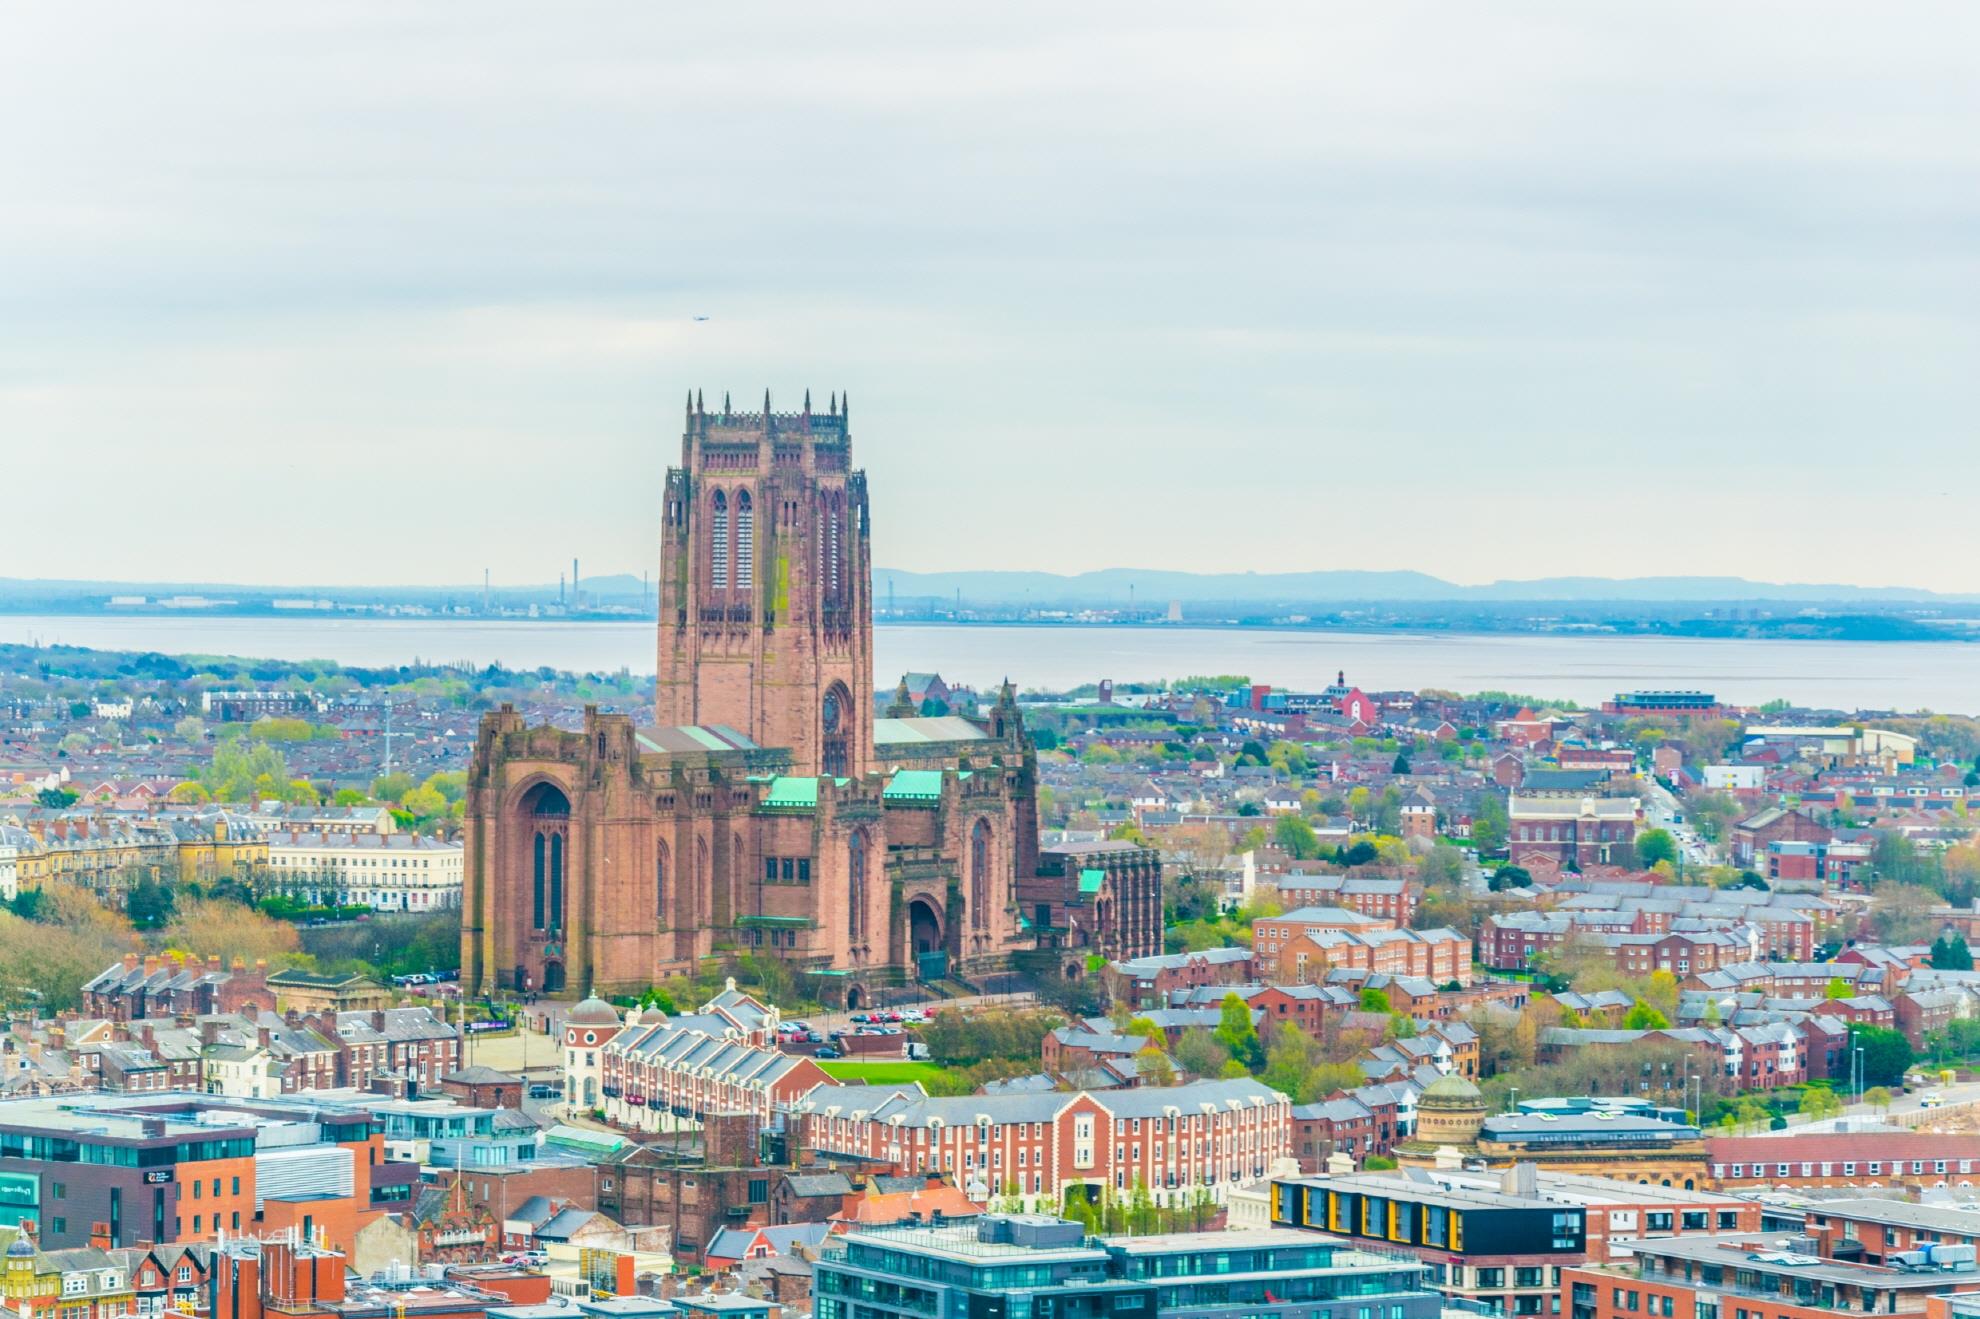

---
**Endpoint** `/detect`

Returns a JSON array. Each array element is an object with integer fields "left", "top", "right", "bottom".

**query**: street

[
  {"left": 1748, "top": 1077, "right": 1980, "bottom": 1135},
  {"left": 1638, "top": 774, "right": 1719, "bottom": 867}
]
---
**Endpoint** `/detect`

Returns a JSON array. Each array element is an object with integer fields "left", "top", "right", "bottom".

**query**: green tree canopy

[
  {"left": 1848, "top": 1024, "right": 1914, "bottom": 1088},
  {"left": 1636, "top": 829, "right": 1678, "bottom": 869}
]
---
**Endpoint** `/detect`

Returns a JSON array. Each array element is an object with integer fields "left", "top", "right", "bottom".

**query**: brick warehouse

[{"left": 463, "top": 392, "right": 1159, "bottom": 1000}]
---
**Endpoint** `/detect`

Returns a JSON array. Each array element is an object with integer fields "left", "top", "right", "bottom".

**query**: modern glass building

[{"left": 815, "top": 1214, "right": 1443, "bottom": 1319}]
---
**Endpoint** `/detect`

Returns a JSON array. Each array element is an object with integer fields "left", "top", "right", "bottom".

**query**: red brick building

[
  {"left": 796, "top": 1076, "right": 1290, "bottom": 1209},
  {"left": 463, "top": 396, "right": 1070, "bottom": 999},
  {"left": 1707, "top": 1132, "right": 1980, "bottom": 1191}
]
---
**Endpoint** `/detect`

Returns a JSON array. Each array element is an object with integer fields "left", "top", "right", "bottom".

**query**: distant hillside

[
  {"left": 1, "top": 569, "right": 1973, "bottom": 612},
  {"left": 871, "top": 568, "right": 1978, "bottom": 606}
]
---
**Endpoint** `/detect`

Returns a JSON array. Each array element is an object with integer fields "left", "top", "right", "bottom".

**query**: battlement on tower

[{"left": 683, "top": 390, "right": 851, "bottom": 442}]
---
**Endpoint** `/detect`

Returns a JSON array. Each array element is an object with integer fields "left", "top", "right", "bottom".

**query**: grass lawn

[{"left": 817, "top": 1060, "right": 944, "bottom": 1085}]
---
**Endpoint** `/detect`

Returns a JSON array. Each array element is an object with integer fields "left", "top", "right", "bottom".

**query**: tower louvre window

[
  {"left": 736, "top": 491, "right": 753, "bottom": 589},
  {"left": 710, "top": 490, "right": 730, "bottom": 589},
  {"left": 829, "top": 504, "right": 842, "bottom": 594}
]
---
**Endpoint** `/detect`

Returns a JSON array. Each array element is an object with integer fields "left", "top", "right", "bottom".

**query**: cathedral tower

[{"left": 656, "top": 390, "right": 874, "bottom": 777}]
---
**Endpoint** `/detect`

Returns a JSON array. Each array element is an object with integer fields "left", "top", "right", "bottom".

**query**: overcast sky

[{"left": 4, "top": 4, "right": 1977, "bottom": 591}]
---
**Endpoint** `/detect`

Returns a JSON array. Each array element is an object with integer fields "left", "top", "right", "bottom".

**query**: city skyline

[{"left": 4, "top": 4, "right": 1977, "bottom": 589}]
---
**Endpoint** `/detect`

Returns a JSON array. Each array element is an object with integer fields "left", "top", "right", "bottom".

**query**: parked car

[{"left": 816, "top": 1046, "right": 842, "bottom": 1059}]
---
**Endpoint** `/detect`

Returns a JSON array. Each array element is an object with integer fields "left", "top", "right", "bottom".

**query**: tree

[
  {"left": 1347, "top": 787, "right": 1371, "bottom": 824},
  {"left": 1798, "top": 1086, "right": 1842, "bottom": 1120},
  {"left": 1392, "top": 753, "right": 1411, "bottom": 774},
  {"left": 1624, "top": 1001, "right": 1670, "bottom": 1030},
  {"left": 1470, "top": 792, "right": 1509, "bottom": 853},
  {"left": 1214, "top": 993, "right": 1262, "bottom": 1071},
  {"left": 401, "top": 785, "right": 447, "bottom": 819},
  {"left": 166, "top": 782, "right": 210, "bottom": 804},
  {"left": 1848, "top": 1024, "right": 1914, "bottom": 1088},
  {"left": 1930, "top": 934, "right": 1974, "bottom": 971},
  {"left": 1168, "top": 824, "right": 1234, "bottom": 879},
  {"left": 1339, "top": 839, "right": 1379, "bottom": 867},
  {"left": 1359, "top": 987, "right": 1392, "bottom": 1013},
  {"left": 1862, "top": 1085, "right": 1894, "bottom": 1114},
  {"left": 1134, "top": 1046, "right": 1175, "bottom": 1087},
  {"left": 1123, "top": 1016, "right": 1164, "bottom": 1045},
  {"left": 36, "top": 787, "right": 79, "bottom": 809},
  {"left": 162, "top": 899, "right": 302, "bottom": 965},
  {"left": 1871, "top": 883, "right": 1941, "bottom": 944},
  {"left": 174, "top": 715, "right": 205, "bottom": 742},
  {"left": 371, "top": 773, "right": 415, "bottom": 803},
  {"left": 1418, "top": 847, "right": 1464, "bottom": 887},
  {"left": 1273, "top": 816, "right": 1322, "bottom": 861},
  {"left": 1636, "top": 829, "right": 1678, "bottom": 869},
  {"left": 126, "top": 878, "right": 177, "bottom": 929},
  {"left": 1824, "top": 977, "right": 1852, "bottom": 999},
  {"left": 1174, "top": 1028, "right": 1232, "bottom": 1080},
  {"left": 1489, "top": 865, "right": 1532, "bottom": 892},
  {"left": 206, "top": 739, "right": 288, "bottom": 802}
]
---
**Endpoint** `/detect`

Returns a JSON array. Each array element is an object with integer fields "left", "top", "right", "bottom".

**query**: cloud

[{"left": 1, "top": 2, "right": 1977, "bottom": 588}]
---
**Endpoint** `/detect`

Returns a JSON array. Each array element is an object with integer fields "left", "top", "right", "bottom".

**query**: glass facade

[{"left": 817, "top": 1221, "right": 1439, "bottom": 1319}]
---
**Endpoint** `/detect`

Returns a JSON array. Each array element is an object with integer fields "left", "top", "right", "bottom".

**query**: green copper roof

[
  {"left": 1078, "top": 867, "right": 1107, "bottom": 895},
  {"left": 736, "top": 914, "right": 816, "bottom": 929},
  {"left": 762, "top": 776, "right": 820, "bottom": 809},
  {"left": 883, "top": 769, "right": 946, "bottom": 801}
]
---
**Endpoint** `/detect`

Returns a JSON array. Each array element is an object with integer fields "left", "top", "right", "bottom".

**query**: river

[{"left": 2, "top": 614, "right": 1976, "bottom": 713}]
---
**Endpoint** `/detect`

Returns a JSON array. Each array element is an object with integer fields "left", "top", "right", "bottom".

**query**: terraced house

[
  {"left": 594, "top": 1003, "right": 831, "bottom": 1134},
  {"left": 794, "top": 1077, "right": 1292, "bottom": 1210}
]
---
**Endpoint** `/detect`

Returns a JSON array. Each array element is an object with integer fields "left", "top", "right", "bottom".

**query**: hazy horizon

[{"left": 5, "top": 5, "right": 1977, "bottom": 590}]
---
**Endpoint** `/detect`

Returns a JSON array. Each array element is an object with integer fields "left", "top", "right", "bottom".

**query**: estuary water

[{"left": 1, "top": 615, "right": 1977, "bottom": 713}]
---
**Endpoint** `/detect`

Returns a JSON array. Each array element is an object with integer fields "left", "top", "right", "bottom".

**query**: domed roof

[
  {"left": 6, "top": 1232, "right": 35, "bottom": 1257},
  {"left": 1417, "top": 1075, "right": 1484, "bottom": 1108},
  {"left": 566, "top": 997, "right": 620, "bottom": 1026}
]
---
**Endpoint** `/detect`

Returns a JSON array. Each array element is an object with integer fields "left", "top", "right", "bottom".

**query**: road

[
  {"left": 1748, "top": 1077, "right": 1980, "bottom": 1135},
  {"left": 1637, "top": 775, "right": 1719, "bottom": 867}
]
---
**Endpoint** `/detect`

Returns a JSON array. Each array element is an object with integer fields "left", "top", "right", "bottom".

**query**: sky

[{"left": 3, "top": 4, "right": 1977, "bottom": 592}]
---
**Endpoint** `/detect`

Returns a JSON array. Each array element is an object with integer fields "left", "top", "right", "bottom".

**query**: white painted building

[
  {"left": 1703, "top": 765, "right": 1764, "bottom": 792},
  {"left": 265, "top": 829, "right": 463, "bottom": 911},
  {"left": 0, "top": 823, "right": 37, "bottom": 901}
]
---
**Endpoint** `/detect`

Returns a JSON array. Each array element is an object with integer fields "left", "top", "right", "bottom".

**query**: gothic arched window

[
  {"left": 710, "top": 489, "right": 730, "bottom": 589},
  {"left": 656, "top": 841, "right": 669, "bottom": 925},
  {"left": 821, "top": 682, "right": 850, "bottom": 778},
  {"left": 848, "top": 831, "right": 868, "bottom": 945},
  {"left": 524, "top": 782, "right": 569, "bottom": 933},
  {"left": 970, "top": 819, "right": 991, "bottom": 929},
  {"left": 735, "top": 490, "right": 754, "bottom": 590}
]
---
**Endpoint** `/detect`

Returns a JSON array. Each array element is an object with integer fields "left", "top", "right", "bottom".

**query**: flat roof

[
  {"left": 1809, "top": 1198, "right": 1980, "bottom": 1236},
  {"left": 1280, "top": 1173, "right": 1561, "bottom": 1214},
  {"left": 1104, "top": 1227, "right": 1360, "bottom": 1253},
  {"left": 1625, "top": 1232, "right": 1956, "bottom": 1290},
  {"left": 837, "top": 1221, "right": 1105, "bottom": 1265},
  {"left": 0, "top": 1094, "right": 262, "bottom": 1141},
  {"left": 1407, "top": 1168, "right": 1744, "bottom": 1210}
]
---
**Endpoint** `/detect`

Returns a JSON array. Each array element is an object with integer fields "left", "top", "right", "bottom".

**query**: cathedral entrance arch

[
  {"left": 845, "top": 985, "right": 865, "bottom": 1012},
  {"left": 908, "top": 897, "right": 943, "bottom": 956},
  {"left": 542, "top": 960, "right": 566, "bottom": 994}
]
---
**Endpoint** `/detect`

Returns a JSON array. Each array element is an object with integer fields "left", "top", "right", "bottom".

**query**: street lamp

[{"left": 1853, "top": 1046, "right": 1865, "bottom": 1105}]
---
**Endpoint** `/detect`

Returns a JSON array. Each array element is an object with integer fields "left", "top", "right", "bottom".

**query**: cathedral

[{"left": 461, "top": 391, "right": 1160, "bottom": 1002}]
